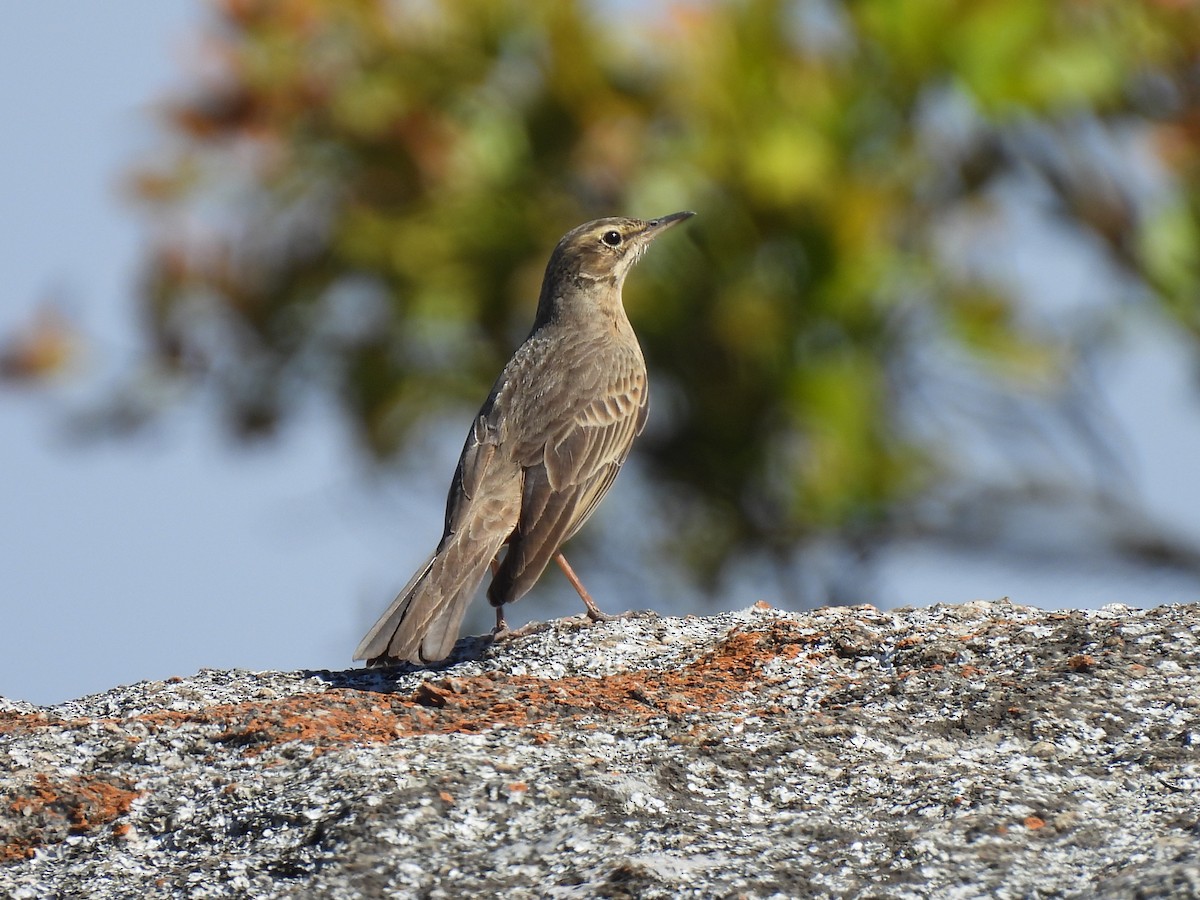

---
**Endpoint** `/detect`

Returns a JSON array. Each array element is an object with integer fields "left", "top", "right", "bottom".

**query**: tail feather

[{"left": 353, "top": 532, "right": 501, "bottom": 664}]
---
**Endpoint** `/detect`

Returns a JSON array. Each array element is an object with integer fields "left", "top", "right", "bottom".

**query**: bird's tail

[{"left": 353, "top": 531, "right": 502, "bottom": 664}]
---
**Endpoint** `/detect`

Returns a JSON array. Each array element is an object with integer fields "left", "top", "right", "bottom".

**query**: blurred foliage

[
  {"left": 127, "top": 0, "right": 1200, "bottom": 591},
  {"left": 0, "top": 306, "right": 79, "bottom": 384}
]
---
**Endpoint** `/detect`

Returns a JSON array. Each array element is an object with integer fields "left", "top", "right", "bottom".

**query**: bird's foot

[
  {"left": 490, "top": 619, "right": 554, "bottom": 643},
  {"left": 491, "top": 605, "right": 556, "bottom": 643},
  {"left": 582, "top": 597, "right": 610, "bottom": 622},
  {"left": 576, "top": 607, "right": 658, "bottom": 626}
]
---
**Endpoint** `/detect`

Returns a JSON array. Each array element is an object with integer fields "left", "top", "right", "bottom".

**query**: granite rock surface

[{"left": 2, "top": 601, "right": 1198, "bottom": 899}]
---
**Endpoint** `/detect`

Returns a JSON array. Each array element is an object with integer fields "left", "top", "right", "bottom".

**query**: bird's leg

[
  {"left": 488, "top": 556, "right": 508, "bottom": 635},
  {"left": 554, "top": 552, "right": 610, "bottom": 621}
]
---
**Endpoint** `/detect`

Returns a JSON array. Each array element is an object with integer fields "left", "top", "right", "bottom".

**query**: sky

[
  {"left": 3, "top": 4, "right": 1200, "bottom": 707},
  {"left": 0, "top": 4, "right": 402, "bottom": 704}
]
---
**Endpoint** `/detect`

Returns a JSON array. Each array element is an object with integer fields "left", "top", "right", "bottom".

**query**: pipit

[{"left": 355, "top": 211, "right": 695, "bottom": 665}]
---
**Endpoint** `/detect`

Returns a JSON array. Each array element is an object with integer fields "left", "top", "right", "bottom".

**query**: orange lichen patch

[
  {"left": 184, "top": 621, "right": 815, "bottom": 751},
  {"left": 1067, "top": 655, "right": 1095, "bottom": 672},
  {"left": 1024, "top": 816, "right": 1046, "bottom": 830},
  {"left": 1, "top": 774, "right": 139, "bottom": 863},
  {"left": 2, "top": 622, "right": 823, "bottom": 762},
  {"left": 0, "top": 712, "right": 61, "bottom": 738},
  {"left": 0, "top": 622, "right": 829, "bottom": 767}
]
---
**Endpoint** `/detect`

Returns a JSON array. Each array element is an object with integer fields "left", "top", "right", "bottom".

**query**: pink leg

[
  {"left": 554, "top": 552, "right": 608, "bottom": 621},
  {"left": 488, "top": 556, "right": 507, "bottom": 633}
]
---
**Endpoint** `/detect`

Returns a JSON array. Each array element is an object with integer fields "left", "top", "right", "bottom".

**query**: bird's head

[{"left": 542, "top": 211, "right": 696, "bottom": 293}]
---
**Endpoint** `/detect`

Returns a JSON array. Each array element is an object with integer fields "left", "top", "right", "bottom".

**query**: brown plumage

[{"left": 354, "top": 211, "right": 695, "bottom": 665}]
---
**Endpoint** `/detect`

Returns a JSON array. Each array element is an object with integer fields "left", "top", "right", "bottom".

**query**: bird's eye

[{"left": 601, "top": 230, "right": 622, "bottom": 247}]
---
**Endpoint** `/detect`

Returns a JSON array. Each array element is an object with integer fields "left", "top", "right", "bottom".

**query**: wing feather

[{"left": 489, "top": 343, "right": 649, "bottom": 606}]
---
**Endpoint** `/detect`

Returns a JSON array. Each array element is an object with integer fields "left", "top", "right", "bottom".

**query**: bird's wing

[
  {"left": 540, "top": 361, "right": 648, "bottom": 494},
  {"left": 491, "top": 351, "right": 648, "bottom": 602},
  {"left": 442, "top": 408, "right": 503, "bottom": 538}
]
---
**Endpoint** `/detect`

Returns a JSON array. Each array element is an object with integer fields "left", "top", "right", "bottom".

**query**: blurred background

[{"left": 4, "top": 0, "right": 1200, "bottom": 706}]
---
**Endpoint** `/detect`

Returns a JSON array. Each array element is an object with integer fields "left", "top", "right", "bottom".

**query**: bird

[{"left": 354, "top": 211, "right": 695, "bottom": 666}]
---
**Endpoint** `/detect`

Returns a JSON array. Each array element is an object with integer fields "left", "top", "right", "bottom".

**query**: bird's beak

[
  {"left": 623, "top": 211, "right": 694, "bottom": 267},
  {"left": 644, "top": 211, "right": 696, "bottom": 236}
]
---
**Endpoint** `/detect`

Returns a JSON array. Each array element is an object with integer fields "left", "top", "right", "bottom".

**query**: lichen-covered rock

[{"left": 1, "top": 601, "right": 1198, "bottom": 898}]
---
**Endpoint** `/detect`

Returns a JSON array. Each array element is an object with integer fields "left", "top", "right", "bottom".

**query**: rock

[{"left": 1, "top": 601, "right": 1198, "bottom": 898}]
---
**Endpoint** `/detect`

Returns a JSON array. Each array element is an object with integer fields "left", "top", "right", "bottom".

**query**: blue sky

[
  {"left": 3, "top": 4, "right": 1200, "bottom": 706},
  {"left": 0, "top": 4, "right": 401, "bottom": 704}
]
